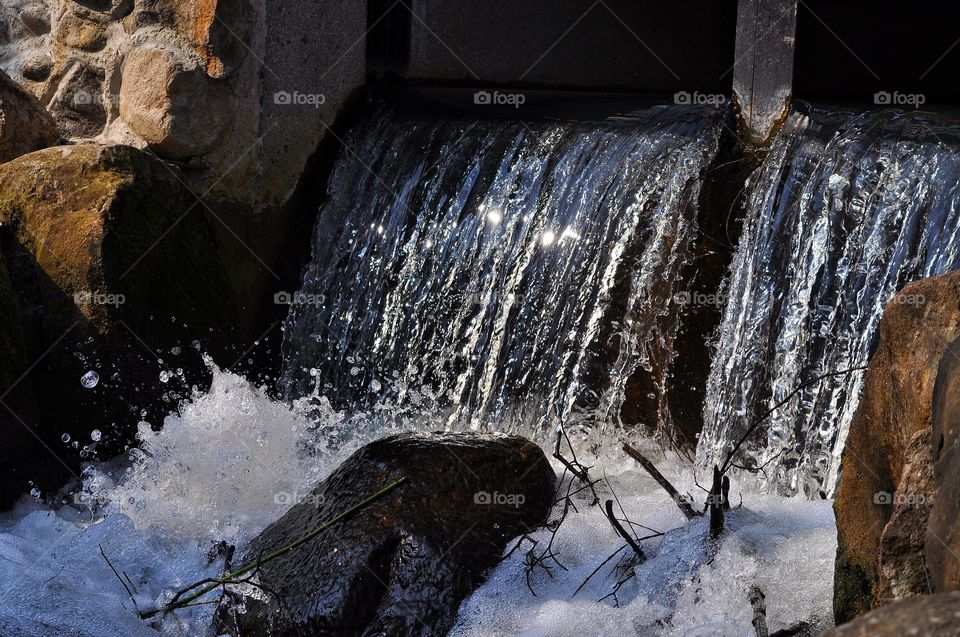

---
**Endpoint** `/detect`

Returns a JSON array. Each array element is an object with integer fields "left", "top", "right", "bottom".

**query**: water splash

[
  {"left": 281, "top": 105, "right": 725, "bottom": 445},
  {"left": 700, "top": 104, "right": 960, "bottom": 495}
]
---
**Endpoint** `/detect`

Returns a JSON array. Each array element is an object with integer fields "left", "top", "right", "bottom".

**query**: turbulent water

[
  {"left": 700, "top": 103, "right": 960, "bottom": 496},
  {"left": 281, "top": 105, "right": 724, "bottom": 444}
]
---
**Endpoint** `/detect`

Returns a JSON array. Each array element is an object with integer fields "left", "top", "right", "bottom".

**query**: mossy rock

[{"left": 0, "top": 143, "right": 240, "bottom": 485}]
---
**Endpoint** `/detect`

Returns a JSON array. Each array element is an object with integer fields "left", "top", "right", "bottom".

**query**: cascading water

[
  {"left": 281, "top": 105, "right": 725, "bottom": 445},
  {"left": 700, "top": 103, "right": 960, "bottom": 496}
]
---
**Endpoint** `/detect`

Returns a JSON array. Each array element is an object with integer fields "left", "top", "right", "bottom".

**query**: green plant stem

[{"left": 164, "top": 476, "right": 408, "bottom": 612}]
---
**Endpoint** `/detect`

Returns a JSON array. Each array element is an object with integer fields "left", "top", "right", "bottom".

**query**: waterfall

[
  {"left": 700, "top": 103, "right": 960, "bottom": 496},
  {"left": 281, "top": 105, "right": 725, "bottom": 444}
]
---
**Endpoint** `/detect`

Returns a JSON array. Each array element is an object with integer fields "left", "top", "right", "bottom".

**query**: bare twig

[
  {"left": 720, "top": 366, "right": 868, "bottom": 474},
  {"left": 749, "top": 585, "right": 769, "bottom": 637},
  {"left": 604, "top": 500, "right": 646, "bottom": 561},
  {"left": 623, "top": 443, "right": 699, "bottom": 520},
  {"left": 162, "top": 476, "right": 408, "bottom": 613}
]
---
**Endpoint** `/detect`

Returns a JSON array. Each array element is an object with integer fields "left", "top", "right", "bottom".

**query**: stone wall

[{"left": 0, "top": 0, "right": 367, "bottom": 334}]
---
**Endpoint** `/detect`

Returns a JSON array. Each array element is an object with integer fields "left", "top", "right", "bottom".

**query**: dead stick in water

[
  {"left": 749, "top": 585, "right": 769, "bottom": 637},
  {"left": 603, "top": 500, "right": 645, "bottom": 561},
  {"left": 623, "top": 443, "right": 699, "bottom": 520},
  {"left": 162, "top": 476, "right": 408, "bottom": 613}
]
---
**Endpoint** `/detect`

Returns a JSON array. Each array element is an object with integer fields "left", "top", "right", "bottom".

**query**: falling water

[
  {"left": 281, "top": 105, "right": 725, "bottom": 444},
  {"left": 700, "top": 103, "right": 960, "bottom": 496}
]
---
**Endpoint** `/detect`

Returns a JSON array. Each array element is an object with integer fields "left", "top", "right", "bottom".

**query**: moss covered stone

[{"left": 0, "top": 143, "right": 240, "bottom": 490}]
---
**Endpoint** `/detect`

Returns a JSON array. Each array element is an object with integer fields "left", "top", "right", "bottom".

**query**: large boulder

[
  {"left": 927, "top": 333, "right": 960, "bottom": 591},
  {"left": 214, "top": 432, "right": 556, "bottom": 637},
  {"left": 0, "top": 143, "right": 238, "bottom": 485},
  {"left": 833, "top": 270, "right": 960, "bottom": 621},
  {"left": 0, "top": 68, "right": 58, "bottom": 162},
  {"left": 823, "top": 591, "right": 960, "bottom": 636}
]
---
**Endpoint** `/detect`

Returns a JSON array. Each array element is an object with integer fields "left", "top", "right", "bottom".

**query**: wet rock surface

[
  {"left": 927, "top": 333, "right": 960, "bottom": 592},
  {"left": 0, "top": 143, "right": 238, "bottom": 487},
  {"left": 834, "top": 270, "right": 960, "bottom": 621},
  {"left": 824, "top": 591, "right": 960, "bottom": 636},
  {"left": 214, "top": 432, "right": 556, "bottom": 637}
]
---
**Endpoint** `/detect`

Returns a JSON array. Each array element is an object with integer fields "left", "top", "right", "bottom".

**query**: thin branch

[
  {"left": 623, "top": 443, "right": 699, "bottom": 519},
  {"left": 604, "top": 500, "right": 645, "bottom": 562},
  {"left": 163, "top": 476, "right": 407, "bottom": 612},
  {"left": 720, "top": 366, "right": 867, "bottom": 474}
]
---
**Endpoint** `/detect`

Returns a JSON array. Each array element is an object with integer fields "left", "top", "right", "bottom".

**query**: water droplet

[
  {"left": 170, "top": 346, "right": 182, "bottom": 356},
  {"left": 90, "top": 429, "right": 102, "bottom": 442},
  {"left": 350, "top": 366, "right": 361, "bottom": 376},
  {"left": 80, "top": 370, "right": 99, "bottom": 389},
  {"left": 61, "top": 433, "right": 70, "bottom": 443},
  {"left": 30, "top": 488, "right": 40, "bottom": 499},
  {"left": 191, "top": 340, "right": 201, "bottom": 350},
  {"left": 159, "top": 370, "right": 171, "bottom": 383},
  {"left": 370, "top": 380, "right": 382, "bottom": 392}
]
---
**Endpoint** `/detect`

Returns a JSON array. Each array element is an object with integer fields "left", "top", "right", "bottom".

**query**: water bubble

[
  {"left": 90, "top": 429, "right": 102, "bottom": 442},
  {"left": 350, "top": 366, "right": 361, "bottom": 376},
  {"left": 370, "top": 380, "right": 382, "bottom": 392},
  {"left": 80, "top": 370, "right": 99, "bottom": 389},
  {"left": 159, "top": 370, "right": 171, "bottom": 383},
  {"left": 30, "top": 488, "right": 40, "bottom": 499},
  {"left": 191, "top": 340, "right": 201, "bottom": 351},
  {"left": 170, "top": 346, "right": 182, "bottom": 356},
  {"left": 61, "top": 433, "right": 70, "bottom": 443}
]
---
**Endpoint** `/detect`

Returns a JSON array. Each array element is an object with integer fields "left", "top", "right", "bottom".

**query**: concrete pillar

[{"left": 732, "top": 0, "right": 798, "bottom": 145}]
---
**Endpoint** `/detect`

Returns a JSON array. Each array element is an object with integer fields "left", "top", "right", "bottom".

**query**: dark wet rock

[
  {"left": 824, "top": 591, "right": 960, "bottom": 636},
  {"left": 927, "top": 333, "right": 960, "bottom": 592},
  {"left": 0, "top": 68, "right": 58, "bottom": 162},
  {"left": 214, "top": 432, "right": 555, "bottom": 637},
  {"left": 0, "top": 143, "right": 238, "bottom": 482},
  {"left": 833, "top": 271, "right": 960, "bottom": 621},
  {"left": 0, "top": 258, "right": 41, "bottom": 508}
]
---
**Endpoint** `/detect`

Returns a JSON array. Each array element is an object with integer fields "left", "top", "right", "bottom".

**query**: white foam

[{"left": 0, "top": 371, "right": 836, "bottom": 636}]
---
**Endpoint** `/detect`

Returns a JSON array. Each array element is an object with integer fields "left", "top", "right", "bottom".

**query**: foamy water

[{"left": 0, "top": 367, "right": 835, "bottom": 636}]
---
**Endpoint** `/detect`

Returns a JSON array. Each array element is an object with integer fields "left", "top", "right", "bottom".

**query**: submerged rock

[
  {"left": 214, "top": 432, "right": 555, "bottom": 637},
  {"left": 834, "top": 270, "right": 960, "bottom": 621},
  {"left": 0, "top": 68, "right": 58, "bottom": 163},
  {"left": 823, "top": 591, "right": 960, "bottom": 636}
]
